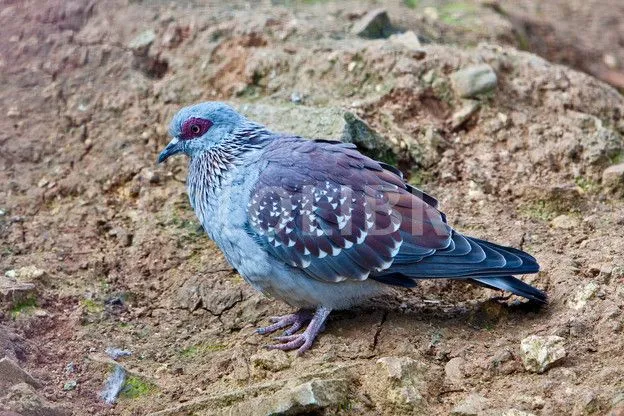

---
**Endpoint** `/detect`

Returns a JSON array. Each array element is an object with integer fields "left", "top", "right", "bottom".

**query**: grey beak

[{"left": 158, "top": 137, "right": 182, "bottom": 163}]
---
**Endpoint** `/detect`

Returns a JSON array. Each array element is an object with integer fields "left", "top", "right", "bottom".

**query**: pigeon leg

[
  {"left": 266, "top": 306, "right": 331, "bottom": 355},
  {"left": 256, "top": 309, "right": 313, "bottom": 336}
]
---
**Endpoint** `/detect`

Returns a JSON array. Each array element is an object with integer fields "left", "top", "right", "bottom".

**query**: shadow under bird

[{"left": 158, "top": 101, "right": 546, "bottom": 355}]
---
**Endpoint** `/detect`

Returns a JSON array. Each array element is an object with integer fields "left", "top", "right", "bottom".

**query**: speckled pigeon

[{"left": 158, "top": 102, "right": 545, "bottom": 355}]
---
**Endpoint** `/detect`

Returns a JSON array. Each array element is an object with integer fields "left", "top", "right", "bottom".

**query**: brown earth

[{"left": 1, "top": 0, "right": 623, "bottom": 415}]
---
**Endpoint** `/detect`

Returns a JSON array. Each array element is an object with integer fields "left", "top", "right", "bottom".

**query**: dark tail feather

[{"left": 469, "top": 275, "right": 547, "bottom": 303}]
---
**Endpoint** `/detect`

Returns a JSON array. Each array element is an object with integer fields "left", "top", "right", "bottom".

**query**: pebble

[
  {"left": 105, "top": 347, "right": 132, "bottom": 360},
  {"left": 451, "top": 100, "right": 480, "bottom": 129},
  {"left": 520, "top": 335, "right": 566, "bottom": 373},
  {"left": 603, "top": 53, "right": 618, "bottom": 69},
  {"left": 451, "top": 64, "right": 498, "bottom": 98},
  {"left": 376, "top": 356, "right": 427, "bottom": 410},
  {"left": 342, "top": 111, "right": 396, "bottom": 164},
  {"left": 551, "top": 214, "right": 580, "bottom": 230},
  {"left": 352, "top": 9, "right": 394, "bottom": 39},
  {"left": 7, "top": 107, "right": 20, "bottom": 118},
  {"left": 0, "top": 356, "right": 41, "bottom": 388},
  {"left": 444, "top": 357, "right": 466, "bottom": 384},
  {"left": 502, "top": 410, "right": 537, "bottom": 416},
  {"left": 0, "top": 276, "right": 36, "bottom": 307},
  {"left": 63, "top": 380, "right": 77, "bottom": 391},
  {"left": 602, "top": 163, "right": 624, "bottom": 191},
  {"left": 290, "top": 91, "right": 303, "bottom": 104},
  {"left": 3, "top": 382, "right": 69, "bottom": 416},
  {"left": 251, "top": 350, "right": 291, "bottom": 373},
  {"left": 267, "top": 378, "right": 348, "bottom": 415},
  {"left": 570, "top": 282, "right": 599, "bottom": 310},
  {"left": 128, "top": 29, "right": 156, "bottom": 54},
  {"left": 451, "top": 393, "right": 489, "bottom": 416},
  {"left": 389, "top": 30, "right": 422, "bottom": 50}
]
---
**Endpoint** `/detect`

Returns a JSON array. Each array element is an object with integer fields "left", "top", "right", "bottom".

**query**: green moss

[
  {"left": 80, "top": 298, "right": 103, "bottom": 313},
  {"left": 408, "top": 169, "right": 433, "bottom": 187},
  {"left": 439, "top": 2, "right": 478, "bottom": 26},
  {"left": 519, "top": 200, "right": 559, "bottom": 221},
  {"left": 574, "top": 176, "right": 599, "bottom": 193},
  {"left": 10, "top": 296, "right": 37, "bottom": 318},
  {"left": 120, "top": 376, "right": 157, "bottom": 399},
  {"left": 515, "top": 31, "right": 531, "bottom": 51},
  {"left": 610, "top": 150, "right": 624, "bottom": 165},
  {"left": 403, "top": 0, "right": 421, "bottom": 8},
  {"left": 167, "top": 212, "right": 204, "bottom": 245},
  {"left": 337, "top": 400, "right": 355, "bottom": 412},
  {"left": 431, "top": 77, "right": 455, "bottom": 105},
  {"left": 180, "top": 343, "right": 227, "bottom": 358}
]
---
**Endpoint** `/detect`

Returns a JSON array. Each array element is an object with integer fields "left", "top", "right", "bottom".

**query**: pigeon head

[{"left": 158, "top": 101, "right": 246, "bottom": 163}]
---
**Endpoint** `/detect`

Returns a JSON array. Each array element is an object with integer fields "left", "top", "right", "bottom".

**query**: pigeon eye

[{"left": 181, "top": 117, "right": 213, "bottom": 140}]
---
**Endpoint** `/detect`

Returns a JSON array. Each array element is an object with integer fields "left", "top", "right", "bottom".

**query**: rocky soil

[{"left": 1, "top": 0, "right": 624, "bottom": 415}]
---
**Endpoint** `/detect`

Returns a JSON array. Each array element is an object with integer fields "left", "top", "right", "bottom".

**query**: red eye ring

[{"left": 181, "top": 117, "right": 213, "bottom": 140}]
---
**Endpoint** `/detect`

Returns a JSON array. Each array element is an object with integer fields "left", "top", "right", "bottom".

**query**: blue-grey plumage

[{"left": 158, "top": 101, "right": 546, "bottom": 354}]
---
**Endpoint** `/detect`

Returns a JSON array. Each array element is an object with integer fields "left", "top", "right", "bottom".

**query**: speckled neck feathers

[{"left": 186, "top": 123, "right": 271, "bottom": 231}]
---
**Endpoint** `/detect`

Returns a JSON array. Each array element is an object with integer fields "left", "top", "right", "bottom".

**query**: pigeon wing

[{"left": 246, "top": 137, "right": 452, "bottom": 283}]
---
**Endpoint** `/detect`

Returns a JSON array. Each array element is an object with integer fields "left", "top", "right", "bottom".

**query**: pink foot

[
  {"left": 256, "top": 310, "right": 313, "bottom": 336},
  {"left": 265, "top": 307, "right": 331, "bottom": 355}
]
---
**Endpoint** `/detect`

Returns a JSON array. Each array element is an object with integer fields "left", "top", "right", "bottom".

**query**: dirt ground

[{"left": 1, "top": 0, "right": 623, "bottom": 415}]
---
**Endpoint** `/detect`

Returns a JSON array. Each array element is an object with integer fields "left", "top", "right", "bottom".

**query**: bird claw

[
  {"left": 267, "top": 333, "right": 314, "bottom": 355},
  {"left": 260, "top": 306, "right": 331, "bottom": 355},
  {"left": 256, "top": 310, "right": 313, "bottom": 336}
]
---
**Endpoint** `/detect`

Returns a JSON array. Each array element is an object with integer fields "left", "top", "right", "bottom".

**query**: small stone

[
  {"left": 342, "top": 112, "right": 396, "bottom": 165},
  {"left": 37, "top": 178, "right": 49, "bottom": 188},
  {"left": 63, "top": 380, "right": 77, "bottom": 391},
  {"left": 267, "top": 378, "right": 348, "bottom": 415},
  {"left": 602, "top": 163, "right": 624, "bottom": 191},
  {"left": 451, "top": 100, "right": 480, "bottom": 129},
  {"left": 145, "top": 170, "right": 160, "bottom": 184},
  {"left": 573, "top": 391, "right": 600, "bottom": 416},
  {"left": 108, "top": 228, "right": 133, "bottom": 247},
  {"left": 128, "top": 29, "right": 156, "bottom": 54},
  {"left": 551, "top": 214, "right": 579, "bottom": 230},
  {"left": 376, "top": 357, "right": 427, "bottom": 411},
  {"left": 4, "top": 382, "right": 69, "bottom": 416},
  {"left": 0, "top": 208, "right": 5, "bottom": 216},
  {"left": 451, "top": 64, "right": 498, "bottom": 98},
  {"left": 423, "top": 7, "right": 439, "bottom": 20},
  {"left": 0, "top": 276, "right": 36, "bottom": 309},
  {"left": 0, "top": 357, "right": 41, "bottom": 389},
  {"left": 33, "top": 309, "right": 48, "bottom": 318},
  {"left": 105, "top": 347, "right": 132, "bottom": 360},
  {"left": 251, "top": 349, "right": 291, "bottom": 373},
  {"left": 377, "top": 356, "right": 420, "bottom": 381},
  {"left": 162, "top": 24, "right": 183, "bottom": 49},
  {"left": 609, "top": 392, "right": 624, "bottom": 416},
  {"left": 5, "top": 266, "right": 45, "bottom": 281},
  {"left": 352, "top": 9, "right": 395, "bottom": 39},
  {"left": 64, "top": 363, "right": 75, "bottom": 374},
  {"left": 603, "top": 53, "right": 618, "bottom": 70},
  {"left": 290, "top": 91, "right": 303, "bottom": 104},
  {"left": 451, "top": 393, "right": 489, "bottom": 416},
  {"left": 502, "top": 410, "right": 537, "bottom": 416},
  {"left": 444, "top": 357, "right": 466, "bottom": 384},
  {"left": 422, "top": 69, "right": 436, "bottom": 84},
  {"left": 520, "top": 335, "right": 566, "bottom": 373},
  {"left": 7, "top": 107, "right": 20, "bottom": 118},
  {"left": 570, "top": 282, "right": 599, "bottom": 310},
  {"left": 389, "top": 30, "right": 422, "bottom": 50}
]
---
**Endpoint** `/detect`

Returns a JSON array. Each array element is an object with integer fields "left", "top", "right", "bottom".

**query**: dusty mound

[{"left": 1, "top": 1, "right": 623, "bottom": 415}]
